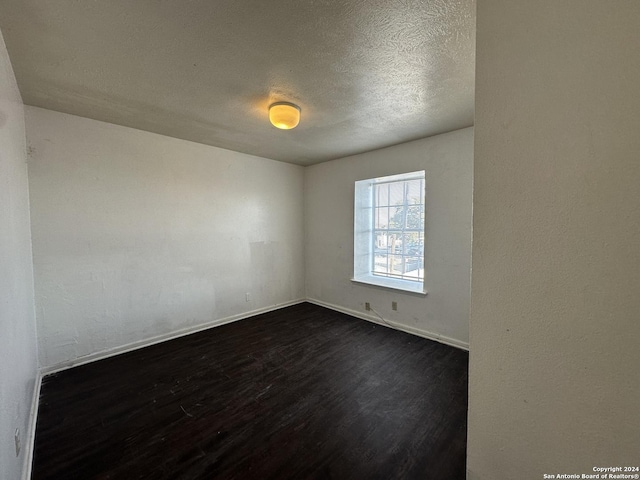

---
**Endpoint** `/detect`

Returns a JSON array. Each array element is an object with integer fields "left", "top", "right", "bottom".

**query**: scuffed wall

[{"left": 26, "top": 107, "right": 305, "bottom": 370}]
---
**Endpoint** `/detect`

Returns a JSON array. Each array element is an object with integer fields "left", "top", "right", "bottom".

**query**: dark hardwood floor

[{"left": 32, "top": 302, "right": 468, "bottom": 480}]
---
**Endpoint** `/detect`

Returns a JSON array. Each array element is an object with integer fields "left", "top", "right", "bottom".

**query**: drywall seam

[
  {"left": 307, "top": 298, "right": 469, "bottom": 351},
  {"left": 41, "top": 299, "right": 305, "bottom": 375},
  {"left": 21, "top": 372, "right": 41, "bottom": 480}
]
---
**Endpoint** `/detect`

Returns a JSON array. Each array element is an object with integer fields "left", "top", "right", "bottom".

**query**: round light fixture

[{"left": 269, "top": 102, "right": 301, "bottom": 129}]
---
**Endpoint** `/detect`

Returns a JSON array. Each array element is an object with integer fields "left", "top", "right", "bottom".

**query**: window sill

[{"left": 351, "top": 275, "right": 427, "bottom": 295}]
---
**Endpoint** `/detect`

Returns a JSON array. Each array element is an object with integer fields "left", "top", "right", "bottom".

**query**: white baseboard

[
  {"left": 26, "top": 297, "right": 465, "bottom": 479},
  {"left": 22, "top": 372, "right": 42, "bottom": 480},
  {"left": 41, "top": 299, "right": 306, "bottom": 375},
  {"left": 40, "top": 297, "right": 468, "bottom": 375},
  {"left": 307, "top": 298, "right": 469, "bottom": 351}
]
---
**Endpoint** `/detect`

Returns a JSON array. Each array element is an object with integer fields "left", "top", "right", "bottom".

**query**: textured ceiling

[{"left": 0, "top": 0, "right": 475, "bottom": 165}]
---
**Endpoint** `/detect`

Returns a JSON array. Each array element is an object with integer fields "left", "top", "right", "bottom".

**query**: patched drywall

[
  {"left": 468, "top": 1, "right": 640, "bottom": 478},
  {"left": 26, "top": 107, "right": 305, "bottom": 370},
  {"left": 305, "top": 128, "right": 473, "bottom": 347},
  {"left": 0, "top": 29, "right": 39, "bottom": 480}
]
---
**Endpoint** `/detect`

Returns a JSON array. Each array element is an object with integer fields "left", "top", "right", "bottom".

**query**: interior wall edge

[
  {"left": 20, "top": 373, "right": 41, "bottom": 480},
  {"left": 0, "top": 25, "right": 39, "bottom": 480},
  {"left": 307, "top": 297, "right": 469, "bottom": 351}
]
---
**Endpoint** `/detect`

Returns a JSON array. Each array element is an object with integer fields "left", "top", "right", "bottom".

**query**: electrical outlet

[
  {"left": 245, "top": 293, "right": 250, "bottom": 302},
  {"left": 365, "top": 302, "right": 371, "bottom": 311},
  {"left": 14, "top": 428, "right": 20, "bottom": 457},
  {"left": 392, "top": 301, "right": 398, "bottom": 311}
]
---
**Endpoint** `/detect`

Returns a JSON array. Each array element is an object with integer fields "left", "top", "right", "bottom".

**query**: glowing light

[{"left": 269, "top": 102, "right": 300, "bottom": 129}]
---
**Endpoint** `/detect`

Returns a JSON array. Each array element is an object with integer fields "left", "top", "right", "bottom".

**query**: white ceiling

[{"left": 0, "top": 0, "right": 475, "bottom": 166}]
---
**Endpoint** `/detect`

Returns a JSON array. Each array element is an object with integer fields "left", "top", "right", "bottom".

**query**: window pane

[
  {"left": 375, "top": 207, "right": 389, "bottom": 229},
  {"left": 389, "top": 206, "right": 404, "bottom": 229},
  {"left": 406, "top": 206, "right": 422, "bottom": 229},
  {"left": 407, "top": 179, "right": 422, "bottom": 204},
  {"left": 389, "top": 255, "right": 403, "bottom": 275},
  {"left": 389, "top": 182, "right": 404, "bottom": 207},
  {"left": 401, "top": 233, "right": 413, "bottom": 255},
  {"left": 374, "top": 231, "right": 388, "bottom": 250},
  {"left": 354, "top": 171, "right": 426, "bottom": 289},
  {"left": 371, "top": 178, "right": 423, "bottom": 280},
  {"left": 386, "top": 232, "right": 401, "bottom": 253},
  {"left": 374, "top": 252, "right": 389, "bottom": 274},
  {"left": 404, "top": 257, "right": 423, "bottom": 280},
  {"left": 375, "top": 183, "right": 389, "bottom": 206}
]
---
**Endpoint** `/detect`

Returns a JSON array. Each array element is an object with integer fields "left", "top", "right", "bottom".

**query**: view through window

[
  {"left": 353, "top": 171, "right": 425, "bottom": 293},
  {"left": 372, "top": 175, "right": 425, "bottom": 282}
]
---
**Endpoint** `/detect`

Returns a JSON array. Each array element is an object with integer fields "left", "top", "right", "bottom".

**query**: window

[{"left": 353, "top": 171, "right": 426, "bottom": 294}]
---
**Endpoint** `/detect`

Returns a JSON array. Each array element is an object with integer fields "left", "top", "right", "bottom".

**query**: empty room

[{"left": 1, "top": 1, "right": 639, "bottom": 480}]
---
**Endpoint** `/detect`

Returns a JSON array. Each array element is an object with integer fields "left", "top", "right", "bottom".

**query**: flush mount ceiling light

[{"left": 269, "top": 102, "right": 301, "bottom": 130}]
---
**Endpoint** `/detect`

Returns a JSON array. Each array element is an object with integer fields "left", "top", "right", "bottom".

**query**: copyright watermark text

[{"left": 543, "top": 467, "right": 639, "bottom": 479}]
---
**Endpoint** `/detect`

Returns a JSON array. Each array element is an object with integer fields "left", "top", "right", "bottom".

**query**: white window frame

[{"left": 352, "top": 171, "right": 427, "bottom": 294}]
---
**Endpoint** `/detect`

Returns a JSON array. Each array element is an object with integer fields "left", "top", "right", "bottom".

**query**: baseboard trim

[
  {"left": 41, "top": 299, "right": 306, "bottom": 375},
  {"left": 27, "top": 296, "right": 465, "bottom": 478},
  {"left": 22, "top": 372, "right": 42, "bottom": 480},
  {"left": 307, "top": 298, "right": 469, "bottom": 351}
]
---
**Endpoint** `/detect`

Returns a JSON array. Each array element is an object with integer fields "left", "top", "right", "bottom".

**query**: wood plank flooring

[{"left": 32, "top": 302, "right": 468, "bottom": 479}]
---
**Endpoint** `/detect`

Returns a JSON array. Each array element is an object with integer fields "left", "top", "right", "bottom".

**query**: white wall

[
  {"left": 26, "top": 107, "right": 305, "bottom": 370},
  {"left": 468, "top": 2, "right": 640, "bottom": 478},
  {"left": 305, "top": 128, "right": 473, "bottom": 348},
  {"left": 0, "top": 30, "right": 39, "bottom": 480}
]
